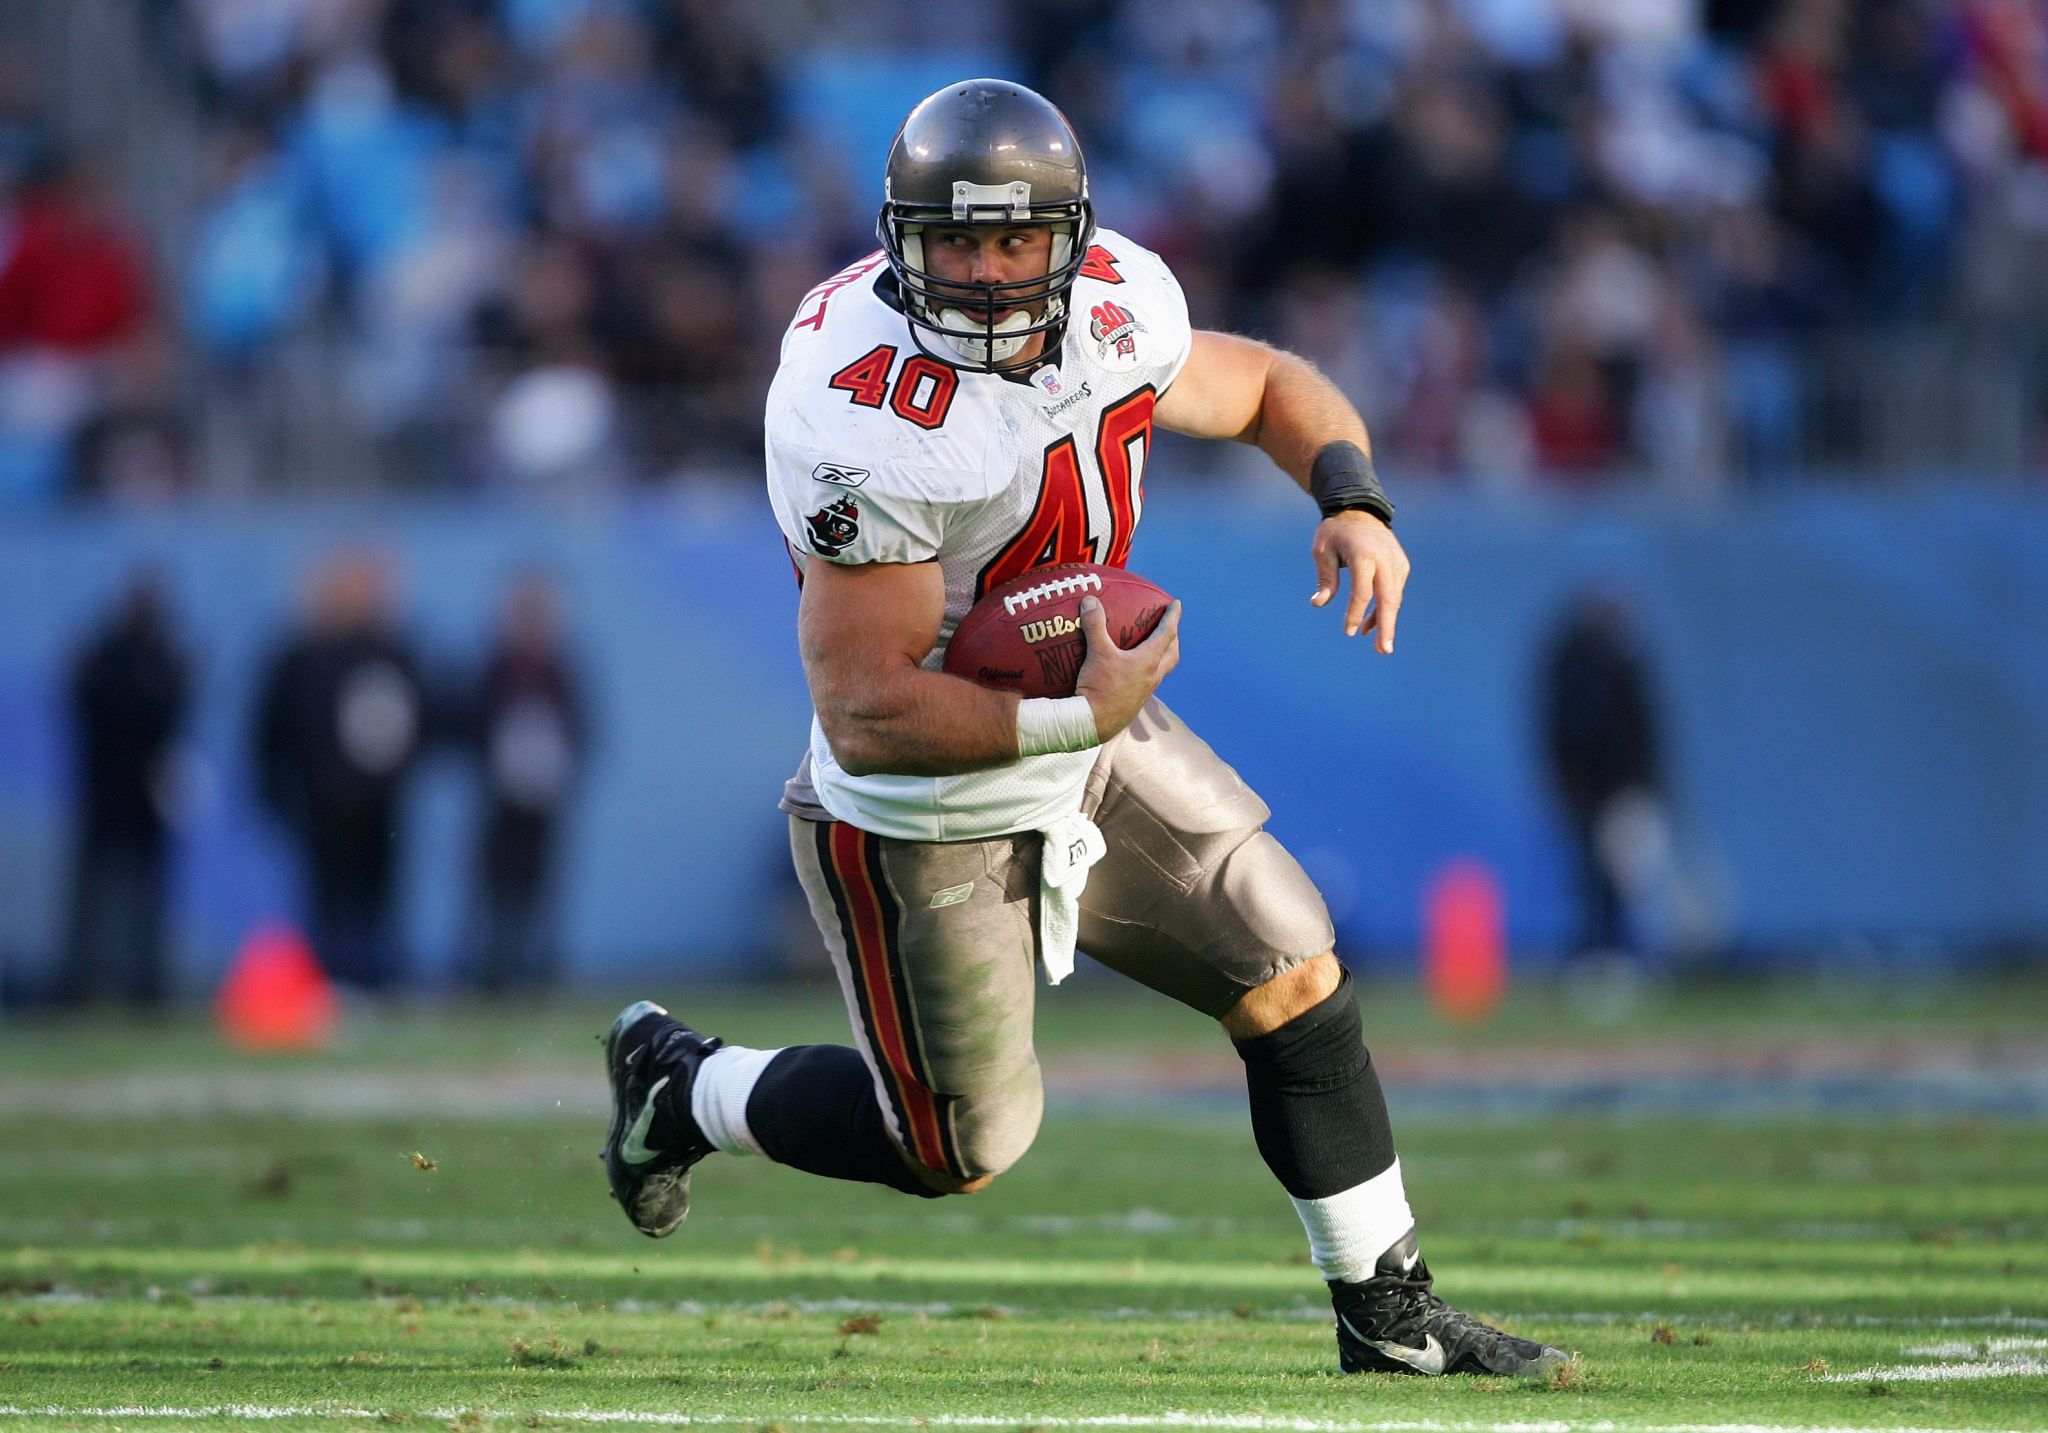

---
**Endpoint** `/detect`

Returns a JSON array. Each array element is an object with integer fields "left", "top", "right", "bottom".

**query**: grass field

[{"left": 1, "top": 978, "right": 2045, "bottom": 1431}]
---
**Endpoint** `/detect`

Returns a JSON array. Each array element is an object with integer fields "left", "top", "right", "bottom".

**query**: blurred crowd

[
  {"left": 57, "top": 556, "right": 588, "bottom": 1008},
  {"left": 6, "top": 0, "right": 2048, "bottom": 498}
]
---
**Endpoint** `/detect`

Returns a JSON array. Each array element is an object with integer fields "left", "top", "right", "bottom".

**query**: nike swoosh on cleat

[
  {"left": 1340, "top": 1315, "right": 1447, "bottom": 1374},
  {"left": 617, "top": 1075, "right": 670, "bottom": 1166}
]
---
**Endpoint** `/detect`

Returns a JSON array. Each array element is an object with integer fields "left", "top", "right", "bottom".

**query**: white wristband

[{"left": 1016, "top": 695, "right": 1101, "bottom": 758}]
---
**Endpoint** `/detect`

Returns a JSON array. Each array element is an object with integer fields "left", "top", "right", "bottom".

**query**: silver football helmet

[{"left": 878, "top": 79, "right": 1096, "bottom": 373}]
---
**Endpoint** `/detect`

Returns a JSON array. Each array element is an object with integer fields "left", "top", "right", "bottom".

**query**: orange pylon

[
  {"left": 1423, "top": 859, "right": 1507, "bottom": 1024},
  {"left": 216, "top": 922, "right": 338, "bottom": 1050}
]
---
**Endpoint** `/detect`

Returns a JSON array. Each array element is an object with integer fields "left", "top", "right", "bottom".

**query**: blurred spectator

[
  {"left": 1690, "top": 207, "right": 1824, "bottom": 481},
  {"left": 0, "top": 152, "right": 153, "bottom": 502},
  {"left": 0, "top": 48, "right": 50, "bottom": 192},
  {"left": 70, "top": 406, "right": 191, "bottom": 505},
  {"left": 1527, "top": 344, "right": 1626, "bottom": 479},
  {"left": 462, "top": 572, "right": 588, "bottom": 996},
  {"left": 58, "top": 573, "right": 191, "bottom": 1010},
  {"left": 1537, "top": 590, "right": 1669, "bottom": 970},
  {"left": 1632, "top": 280, "right": 1727, "bottom": 496},
  {"left": 252, "top": 551, "right": 426, "bottom": 995},
  {"left": 186, "top": 123, "right": 324, "bottom": 362}
]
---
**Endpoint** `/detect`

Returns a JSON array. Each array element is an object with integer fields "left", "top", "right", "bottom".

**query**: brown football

[{"left": 942, "top": 563, "right": 1173, "bottom": 699}]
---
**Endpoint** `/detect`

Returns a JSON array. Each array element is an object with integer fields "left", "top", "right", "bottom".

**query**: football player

[{"left": 601, "top": 79, "right": 1568, "bottom": 1380}]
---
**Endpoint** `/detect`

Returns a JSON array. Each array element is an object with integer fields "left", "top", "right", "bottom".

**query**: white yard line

[
  {"left": 1901, "top": 1338, "right": 2048, "bottom": 1358},
  {"left": 23, "top": 1211, "right": 2037, "bottom": 1241},
  {"left": 0, "top": 1148, "right": 248, "bottom": 1177},
  {"left": 1818, "top": 1336, "right": 2048, "bottom": 1383},
  {"left": 5, "top": 1035, "right": 2048, "bottom": 1118},
  {"left": 1819, "top": 1358, "right": 2048, "bottom": 1382},
  {"left": 6, "top": 1213, "right": 2045, "bottom": 1256},
  {"left": 12, "top": 1286, "right": 2048, "bottom": 1334},
  {"left": 0, "top": 1410, "right": 2019, "bottom": 1432}
]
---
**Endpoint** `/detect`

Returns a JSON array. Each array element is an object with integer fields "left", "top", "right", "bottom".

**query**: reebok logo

[
  {"left": 811, "top": 461, "right": 869, "bottom": 487},
  {"left": 929, "top": 882, "right": 975, "bottom": 909},
  {"left": 1339, "top": 1316, "right": 1447, "bottom": 1375},
  {"left": 618, "top": 1075, "right": 671, "bottom": 1166}
]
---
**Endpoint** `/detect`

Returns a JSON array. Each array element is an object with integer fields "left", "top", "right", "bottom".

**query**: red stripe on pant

[{"left": 828, "top": 822, "right": 949, "bottom": 1174}]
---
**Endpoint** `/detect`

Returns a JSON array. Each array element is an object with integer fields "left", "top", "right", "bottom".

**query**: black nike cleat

[
  {"left": 1331, "top": 1229, "right": 1569, "bottom": 1378},
  {"left": 599, "top": 1000, "right": 722, "bottom": 1238}
]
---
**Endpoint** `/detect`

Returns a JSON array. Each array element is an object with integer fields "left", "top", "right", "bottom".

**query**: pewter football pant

[{"left": 788, "top": 699, "right": 1335, "bottom": 1185}]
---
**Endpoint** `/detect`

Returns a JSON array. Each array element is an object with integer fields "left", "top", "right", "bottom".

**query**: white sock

[
  {"left": 688, "top": 1045, "right": 781, "bottom": 1157},
  {"left": 1288, "top": 1157, "right": 1417, "bottom": 1284}
]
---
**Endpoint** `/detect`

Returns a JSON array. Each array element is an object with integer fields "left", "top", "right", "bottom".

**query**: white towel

[{"left": 1037, "top": 810, "right": 1106, "bottom": 985}]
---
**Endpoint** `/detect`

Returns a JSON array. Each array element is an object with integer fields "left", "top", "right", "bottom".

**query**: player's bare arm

[
  {"left": 799, "top": 560, "right": 1015, "bottom": 777},
  {"left": 798, "top": 558, "right": 1178, "bottom": 776},
  {"left": 1156, "top": 331, "right": 1411, "bottom": 653}
]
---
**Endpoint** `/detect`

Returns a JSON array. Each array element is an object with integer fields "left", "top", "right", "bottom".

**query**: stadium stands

[{"left": 3, "top": 0, "right": 2047, "bottom": 496}]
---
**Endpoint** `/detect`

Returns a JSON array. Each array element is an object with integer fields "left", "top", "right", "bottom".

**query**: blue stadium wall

[{"left": 1, "top": 485, "right": 2043, "bottom": 993}]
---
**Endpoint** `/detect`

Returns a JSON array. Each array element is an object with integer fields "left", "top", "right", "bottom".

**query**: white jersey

[{"left": 764, "top": 228, "right": 1194, "bottom": 842}]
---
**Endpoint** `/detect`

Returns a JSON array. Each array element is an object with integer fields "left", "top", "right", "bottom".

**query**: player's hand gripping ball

[{"left": 943, "top": 564, "right": 1174, "bottom": 699}]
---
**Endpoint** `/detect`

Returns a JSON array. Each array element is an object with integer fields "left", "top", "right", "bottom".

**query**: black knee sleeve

[
  {"left": 745, "top": 1045, "right": 945, "bottom": 1199},
  {"left": 1230, "top": 966, "right": 1396, "bottom": 1200}
]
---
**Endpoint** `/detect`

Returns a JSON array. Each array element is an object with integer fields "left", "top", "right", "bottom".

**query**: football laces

[{"left": 1001, "top": 571, "right": 1103, "bottom": 617}]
